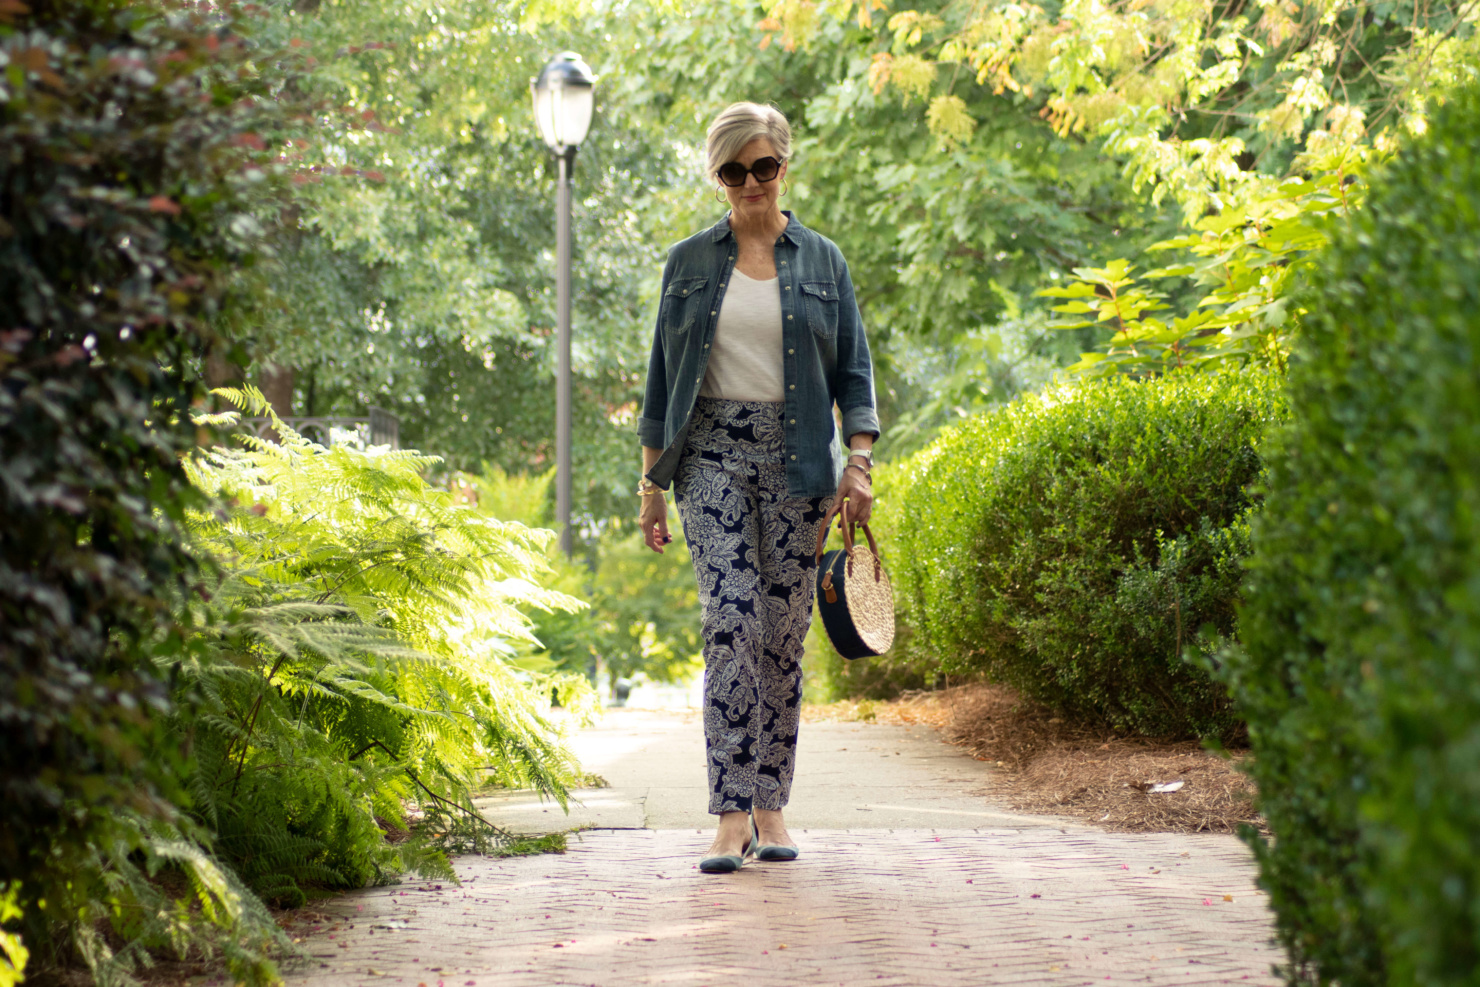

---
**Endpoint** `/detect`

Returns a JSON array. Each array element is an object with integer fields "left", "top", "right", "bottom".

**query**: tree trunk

[
  {"left": 197, "top": 340, "right": 242, "bottom": 445},
  {"left": 259, "top": 364, "right": 295, "bottom": 419}
]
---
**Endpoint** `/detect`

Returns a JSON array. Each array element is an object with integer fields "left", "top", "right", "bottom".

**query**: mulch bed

[{"left": 808, "top": 683, "right": 1261, "bottom": 835}]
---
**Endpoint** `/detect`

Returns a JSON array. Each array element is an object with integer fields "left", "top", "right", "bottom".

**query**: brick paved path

[{"left": 281, "top": 713, "right": 1284, "bottom": 986}]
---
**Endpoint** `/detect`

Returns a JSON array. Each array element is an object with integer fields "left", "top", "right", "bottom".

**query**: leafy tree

[
  {"left": 1039, "top": 166, "right": 1364, "bottom": 375},
  {"left": 769, "top": 0, "right": 1478, "bottom": 220},
  {"left": 235, "top": 0, "right": 1172, "bottom": 505},
  {"left": 612, "top": 0, "right": 1172, "bottom": 442},
  {"left": 759, "top": 0, "right": 1476, "bottom": 376},
  {"left": 235, "top": 0, "right": 685, "bottom": 526}
]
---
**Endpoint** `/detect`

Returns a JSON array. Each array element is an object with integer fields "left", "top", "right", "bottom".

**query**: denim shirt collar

[{"left": 708, "top": 210, "right": 804, "bottom": 246}]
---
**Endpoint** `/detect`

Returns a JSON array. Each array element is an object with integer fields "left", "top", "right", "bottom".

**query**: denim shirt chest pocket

[
  {"left": 662, "top": 276, "right": 710, "bottom": 336},
  {"left": 800, "top": 280, "right": 839, "bottom": 339}
]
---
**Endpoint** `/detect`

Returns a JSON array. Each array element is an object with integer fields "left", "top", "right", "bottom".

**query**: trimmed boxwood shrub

[
  {"left": 1223, "top": 84, "right": 1480, "bottom": 986},
  {"left": 804, "top": 618, "right": 934, "bottom": 703},
  {"left": 873, "top": 371, "right": 1285, "bottom": 737}
]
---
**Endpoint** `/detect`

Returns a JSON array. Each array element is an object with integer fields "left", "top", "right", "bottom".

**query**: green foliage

[
  {"left": 0, "top": 381, "right": 593, "bottom": 986},
  {"left": 0, "top": 884, "right": 26, "bottom": 987},
  {"left": 182, "top": 389, "right": 588, "bottom": 906},
  {"left": 879, "top": 313, "right": 1065, "bottom": 458},
  {"left": 0, "top": 0, "right": 313, "bottom": 974},
  {"left": 804, "top": 619, "right": 933, "bottom": 703},
  {"left": 619, "top": 0, "right": 1171, "bottom": 448},
  {"left": 460, "top": 467, "right": 703, "bottom": 688},
  {"left": 233, "top": 0, "right": 1169, "bottom": 498},
  {"left": 54, "top": 812, "right": 288, "bottom": 986},
  {"left": 489, "top": 831, "right": 569, "bottom": 858},
  {"left": 762, "top": 0, "right": 1476, "bottom": 391},
  {"left": 1041, "top": 162, "right": 1364, "bottom": 376},
  {"left": 232, "top": 0, "right": 688, "bottom": 525},
  {"left": 1224, "top": 83, "right": 1480, "bottom": 986},
  {"left": 877, "top": 372, "right": 1285, "bottom": 737},
  {"left": 773, "top": 0, "right": 1478, "bottom": 222},
  {"left": 560, "top": 525, "right": 704, "bottom": 685}
]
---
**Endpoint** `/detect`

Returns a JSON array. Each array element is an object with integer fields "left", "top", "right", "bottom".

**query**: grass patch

[{"left": 487, "top": 832, "right": 569, "bottom": 858}]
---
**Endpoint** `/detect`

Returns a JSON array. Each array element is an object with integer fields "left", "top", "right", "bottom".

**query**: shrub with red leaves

[{"left": 0, "top": 0, "right": 313, "bottom": 968}]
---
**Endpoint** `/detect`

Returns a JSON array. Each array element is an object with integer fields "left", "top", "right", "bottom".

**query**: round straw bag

[{"left": 813, "top": 502, "right": 895, "bottom": 659}]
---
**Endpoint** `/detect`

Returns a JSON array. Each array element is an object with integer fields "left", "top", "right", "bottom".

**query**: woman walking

[{"left": 636, "top": 102, "right": 880, "bottom": 873}]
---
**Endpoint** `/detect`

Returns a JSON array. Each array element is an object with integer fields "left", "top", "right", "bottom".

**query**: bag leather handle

[
  {"left": 814, "top": 498, "right": 885, "bottom": 583},
  {"left": 814, "top": 499, "right": 848, "bottom": 562}
]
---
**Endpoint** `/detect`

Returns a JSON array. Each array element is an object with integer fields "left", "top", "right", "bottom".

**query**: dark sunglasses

[{"left": 717, "top": 155, "right": 784, "bottom": 188}]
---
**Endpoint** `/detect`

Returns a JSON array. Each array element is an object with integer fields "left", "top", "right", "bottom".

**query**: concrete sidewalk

[
  {"left": 474, "top": 708, "right": 1074, "bottom": 832},
  {"left": 282, "top": 709, "right": 1284, "bottom": 987}
]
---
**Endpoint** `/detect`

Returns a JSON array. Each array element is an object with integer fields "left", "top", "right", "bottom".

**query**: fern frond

[{"left": 169, "top": 413, "right": 588, "bottom": 934}]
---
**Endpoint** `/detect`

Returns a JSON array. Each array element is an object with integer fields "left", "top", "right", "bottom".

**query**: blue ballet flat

[
  {"left": 752, "top": 813, "right": 800, "bottom": 861},
  {"left": 698, "top": 824, "right": 754, "bottom": 874}
]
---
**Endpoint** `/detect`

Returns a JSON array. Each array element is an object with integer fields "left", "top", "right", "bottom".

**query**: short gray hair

[{"left": 705, "top": 102, "right": 792, "bottom": 179}]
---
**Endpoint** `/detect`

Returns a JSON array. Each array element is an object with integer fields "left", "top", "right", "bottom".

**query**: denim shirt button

[
  {"left": 789, "top": 384, "right": 795, "bottom": 391},
  {"left": 790, "top": 455, "right": 796, "bottom": 461},
  {"left": 788, "top": 348, "right": 794, "bottom": 355}
]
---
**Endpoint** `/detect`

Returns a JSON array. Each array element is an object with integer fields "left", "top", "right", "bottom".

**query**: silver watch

[{"left": 846, "top": 447, "right": 874, "bottom": 466}]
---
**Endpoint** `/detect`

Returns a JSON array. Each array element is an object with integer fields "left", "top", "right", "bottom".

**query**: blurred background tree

[
  {"left": 759, "top": 0, "right": 1478, "bottom": 372},
  {"left": 213, "top": 0, "right": 1475, "bottom": 699},
  {"left": 239, "top": 0, "right": 1177, "bottom": 508}
]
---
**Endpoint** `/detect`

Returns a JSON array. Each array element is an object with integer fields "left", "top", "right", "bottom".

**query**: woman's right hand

[{"left": 640, "top": 493, "right": 672, "bottom": 554}]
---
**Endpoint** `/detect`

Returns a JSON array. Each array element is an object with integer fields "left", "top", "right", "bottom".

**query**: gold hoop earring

[
  {"left": 714, "top": 186, "right": 725, "bottom": 202},
  {"left": 781, "top": 178, "right": 790, "bottom": 197}
]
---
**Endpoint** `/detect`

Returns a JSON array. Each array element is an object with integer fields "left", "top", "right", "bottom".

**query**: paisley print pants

[{"left": 674, "top": 397, "right": 831, "bottom": 815}]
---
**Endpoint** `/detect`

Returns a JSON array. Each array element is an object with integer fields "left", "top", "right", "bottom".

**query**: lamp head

[{"left": 531, "top": 52, "right": 596, "bottom": 152}]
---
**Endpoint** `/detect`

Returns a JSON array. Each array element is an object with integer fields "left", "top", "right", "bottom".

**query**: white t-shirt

[{"left": 699, "top": 267, "right": 784, "bottom": 402}]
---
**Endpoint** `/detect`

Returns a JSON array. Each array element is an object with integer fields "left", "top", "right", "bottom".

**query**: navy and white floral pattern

[{"left": 675, "top": 397, "right": 831, "bottom": 815}]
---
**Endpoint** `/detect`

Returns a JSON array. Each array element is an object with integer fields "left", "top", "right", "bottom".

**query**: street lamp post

[{"left": 532, "top": 52, "right": 596, "bottom": 559}]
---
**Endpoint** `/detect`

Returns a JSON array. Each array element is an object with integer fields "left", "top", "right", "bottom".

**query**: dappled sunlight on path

[
  {"left": 283, "top": 711, "right": 1282, "bottom": 986},
  {"left": 283, "top": 829, "right": 1280, "bottom": 986}
]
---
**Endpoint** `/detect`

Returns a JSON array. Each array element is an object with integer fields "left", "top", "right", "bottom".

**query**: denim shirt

[{"left": 639, "top": 212, "right": 880, "bottom": 499}]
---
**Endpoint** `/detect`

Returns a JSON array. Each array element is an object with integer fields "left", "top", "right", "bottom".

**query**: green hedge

[
  {"left": 0, "top": 0, "right": 313, "bottom": 978},
  {"left": 874, "top": 371, "right": 1285, "bottom": 737},
  {"left": 805, "top": 619, "right": 934, "bottom": 703},
  {"left": 1224, "top": 84, "right": 1480, "bottom": 986}
]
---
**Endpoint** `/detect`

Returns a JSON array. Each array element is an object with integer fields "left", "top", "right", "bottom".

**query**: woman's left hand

[{"left": 833, "top": 463, "right": 873, "bottom": 525}]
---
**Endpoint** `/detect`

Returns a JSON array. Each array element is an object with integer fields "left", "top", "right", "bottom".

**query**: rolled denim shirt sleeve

[
  {"left": 833, "top": 261, "right": 881, "bottom": 441},
  {"left": 637, "top": 260, "right": 672, "bottom": 449}
]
